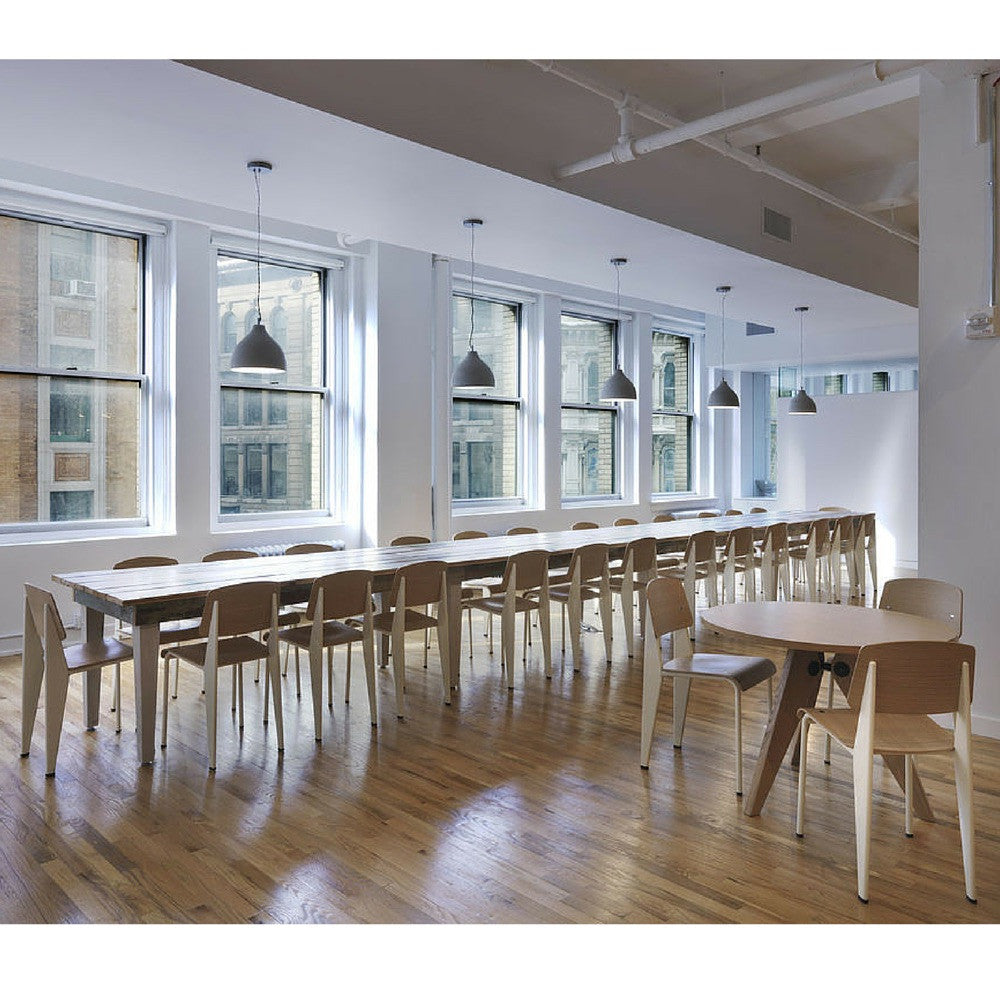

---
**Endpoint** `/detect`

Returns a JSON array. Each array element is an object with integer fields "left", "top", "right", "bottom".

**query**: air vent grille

[
  {"left": 746, "top": 322, "right": 775, "bottom": 337},
  {"left": 763, "top": 206, "right": 792, "bottom": 243}
]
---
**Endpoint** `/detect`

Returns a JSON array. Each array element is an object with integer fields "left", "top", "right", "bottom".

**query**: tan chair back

[
  {"left": 453, "top": 530, "right": 488, "bottom": 540},
  {"left": 568, "top": 543, "right": 609, "bottom": 583},
  {"left": 787, "top": 520, "right": 810, "bottom": 541},
  {"left": 749, "top": 507, "right": 768, "bottom": 514},
  {"left": 860, "top": 512, "right": 876, "bottom": 541},
  {"left": 698, "top": 511, "right": 719, "bottom": 518},
  {"left": 24, "top": 584, "right": 68, "bottom": 644},
  {"left": 390, "top": 560, "right": 448, "bottom": 607},
  {"left": 645, "top": 576, "right": 694, "bottom": 636},
  {"left": 113, "top": 556, "right": 179, "bottom": 570},
  {"left": 808, "top": 518, "right": 831, "bottom": 547},
  {"left": 198, "top": 581, "right": 281, "bottom": 638},
  {"left": 725, "top": 509, "right": 743, "bottom": 516},
  {"left": 653, "top": 512, "right": 676, "bottom": 523},
  {"left": 203, "top": 549, "right": 259, "bottom": 562},
  {"left": 623, "top": 537, "right": 658, "bottom": 576},
  {"left": 761, "top": 522, "right": 788, "bottom": 552},
  {"left": 390, "top": 535, "right": 430, "bottom": 547},
  {"left": 613, "top": 517, "right": 639, "bottom": 526},
  {"left": 688, "top": 529, "right": 718, "bottom": 564},
  {"left": 819, "top": 506, "right": 849, "bottom": 512},
  {"left": 832, "top": 514, "right": 856, "bottom": 544},
  {"left": 499, "top": 550, "right": 550, "bottom": 593},
  {"left": 879, "top": 578, "right": 963, "bottom": 637},
  {"left": 849, "top": 641, "right": 976, "bottom": 715},
  {"left": 572, "top": 521, "right": 599, "bottom": 530},
  {"left": 723, "top": 525, "right": 754, "bottom": 559},
  {"left": 285, "top": 543, "right": 336, "bottom": 555},
  {"left": 307, "top": 570, "right": 374, "bottom": 622},
  {"left": 506, "top": 526, "right": 538, "bottom": 535}
]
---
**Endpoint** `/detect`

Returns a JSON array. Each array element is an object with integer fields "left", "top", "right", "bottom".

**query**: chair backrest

[
  {"left": 453, "top": 530, "right": 488, "bottom": 540},
  {"left": 749, "top": 507, "right": 768, "bottom": 514},
  {"left": 390, "top": 535, "right": 430, "bottom": 547},
  {"left": 506, "top": 526, "right": 538, "bottom": 535},
  {"left": 572, "top": 521, "right": 599, "bottom": 530},
  {"left": 613, "top": 517, "right": 639, "bottom": 526},
  {"left": 807, "top": 518, "right": 831, "bottom": 548},
  {"left": 697, "top": 511, "right": 719, "bottom": 518},
  {"left": 307, "top": 570, "right": 374, "bottom": 621},
  {"left": 199, "top": 581, "right": 281, "bottom": 638},
  {"left": 849, "top": 641, "right": 976, "bottom": 715},
  {"left": 113, "top": 555, "right": 179, "bottom": 570},
  {"left": 285, "top": 543, "right": 336, "bottom": 555},
  {"left": 725, "top": 509, "right": 743, "bottom": 516},
  {"left": 787, "top": 520, "right": 810, "bottom": 542},
  {"left": 390, "top": 560, "right": 448, "bottom": 607},
  {"left": 860, "top": 512, "right": 876, "bottom": 542},
  {"left": 832, "top": 514, "right": 855, "bottom": 545},
  {"left": 761, "top": 522, "right": 788, "bottom": 553},
  {"left": 568, "top": 543, "right": 609, "bottom": 583},
  {"left": 819, "top": 505, "right": 849, "bottom": 512},
  {"left": 622, "top": 537, "right": 658, "bottom": 576},
  {"left": 879, "top": 578, "right": 963, "bottom": 637},
  {"left": 686, "top": 528, "right": 718, "bottom": 564},
  {"left": 645, "top": 576, "right": 694, "bottom": 636},
  {"left": 24, "top": 584, "right": 68, "bottom": 644},
  {"left": 499, "top": 549, "right": 550, "bottom": 593},
  {"left": 202, "top": 549, "right": 259, "bottom": 562},
  {"left": 723, "top": 525, "right": 754, "bottom": 558},
  {"left": 653, "top": 512, "right": 676, "bottom": 523}
]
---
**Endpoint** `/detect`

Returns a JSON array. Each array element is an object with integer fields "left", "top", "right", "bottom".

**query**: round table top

[{"left": 700, "top": 601, "right": 959, "bottom": 654}]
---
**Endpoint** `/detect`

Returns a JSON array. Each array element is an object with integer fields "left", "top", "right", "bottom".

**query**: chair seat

[
  {"left": 276, "top": 609, "right": 303, "bottom": 627},
  {"left": 371, "top": 608, "right": 439, "bottom": 632},
  {"left": 548, "top": 583, "right": 602, "bottom": 603},
  {"left": 799, "top": 707, "right": 955, "bottom": 755},
  {"left": 656, "top": 554, "right": 683, "bottom": 568},
  {"left": 660, "top": 564, "right": 709, "bottom": 581},
  {"left": 716, "top": 556, "right": 753, "bottom": 571},
  {"left": 274, "top": 620, "right": 363, "bottom": 650},
  {"left": 64, "top": 637, "right": 133, "bottom": 672},
  {"left": 660, "top": 643, "right": 775, "bottom": 691},
  {"left": 467, "top": 593, "right": 541, "bottom": 616},
  {"left": 162, "top": 634, "right": 269, "bottom": 670},
  {"left": 159, "top": 619, "right": 202, "bottom": 644}
]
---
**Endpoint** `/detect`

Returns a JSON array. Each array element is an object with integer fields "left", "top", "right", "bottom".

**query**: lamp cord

[
  {"left": 615, "top": 263, "right": 622, "bottom": 369},
  {"left": 254, "top": 167, "right": 262, "bottom": 325},
  {"left": 799, "top": 310, "right": 804, "bottom": 388},
  {"left": 468, "top": 224, "right": 476, "bottom": 352},
  {"left": 719, "top": 288, "right": 727, "bottom": 375}
]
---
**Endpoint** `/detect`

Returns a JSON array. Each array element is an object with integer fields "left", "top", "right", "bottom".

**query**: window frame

[
  {"left": 211, "top": 237, "right": 347, "bottom": 528},
  {"left": 650, "top": 327, "right": 695, "bottom": 498},
  {"left": 0, "top": 201, "right": 162, "bottom": 540}
]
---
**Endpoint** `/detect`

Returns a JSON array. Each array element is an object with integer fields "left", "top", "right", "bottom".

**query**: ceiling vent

[
  {"left": 746, "top": 322, "right": 775, "bottom": 337},
  {"left": 762, "top": 206, "right": 793, "bottom": 243}
]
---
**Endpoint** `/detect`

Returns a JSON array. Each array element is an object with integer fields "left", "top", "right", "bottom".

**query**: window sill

[
  {"left": 453, "top": 499, "right": 530, "bottom": 517},
  {"left": 0, "top": 523, "right": 174, "bottom": 548},
  {"left": 560, "top": 496, "right": 627, "bottom": 510},
  {"left": 213, "top": 512, "right": 344, "bottom": 534},
  {"left": 651, "top": 495, "right": 718, "bottom": 508}
]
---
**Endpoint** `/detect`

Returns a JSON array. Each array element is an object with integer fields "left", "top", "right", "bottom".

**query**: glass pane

[
  {"left": 651, "top": 413, "right": 691, "bottom": 494},
  {"left": 0, "top": 373, "right": 140, "bottom": 525},
  {"left": 651, "top": 331, "right": 690, "bottom": 412},
  {"left": 451, "top": 400, "right": 518, "bottom": 500},
  {"left": 823, "top": 374, "right": 845, "bottom": 395},
  {"left": 0, "top": 214, "right": 141, "bottom": 374},
  {"left": 217, "top": 255, "right": 323, "bottom": 386},
  {"left": 561, "top": 314, "right": 614, "bottom": 405},
  {"left": 777, "top": 366, "right": 797, "bottom": 398},
  {"left": 873, "top": 371, "right": 890, "bottom": 392},
  {"left": 561, "top": 407, "right": 615, "bottom": 497},
  {"left": 218, "top": 389, "right": 322, "bottom": 514},
  {"left": 452, "top": 295, "right": 519, "bottom": 398}
]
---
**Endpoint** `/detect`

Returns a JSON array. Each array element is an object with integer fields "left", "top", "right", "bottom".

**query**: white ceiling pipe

[{"left": 533, "top": 60, "right": 920, "bottom": 246}]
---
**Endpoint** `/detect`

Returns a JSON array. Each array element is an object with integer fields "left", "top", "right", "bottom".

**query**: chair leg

[
  {"left": 43, "top": 662, "right": 70, "bottom": 777},
  {"left": 205, "top": 663, "right": 218, "bottom": 772},
  {"left": 172, "top": 659, "right": 180, "bottom": 698},
  {"left": 767, "top": 675, "right": 773, "bottom": 713},
  {"left": 824, "top": 671, "right": 834, "bottom": 764},
  {"left": 391, "top": 622, "right": 406, "bottom": 720},
  {"left": 237, "top": 664, "right": 245, "bottom": 731},
  {"left": 672, "top": 676, "right": 691, "bottom": 749},
  {"left": 345, "top": 642, "right": 352, "bottom": 703},
  {"left": 904, "top": 754, "right": 913, "bottom": 837},
  {"left": 362, "top": 628, "right": 378, "bottom": 727},
  {"left": 796, "top": 718, "right": 810, "bottom": 837},
  {"left": 327, "top": 645, "right": 334, "bottom": 708},
  {"left": 560, "top": 604, "right": 566, "bottom": 654},
  {"left": 502, "top": 610, "right": 515, "bottom": 691},
  {"left": 114, "top": 662, "right": 122, "bottom": 734},
  {"left": 522, "top": 610, "right": 528, "bottom": 663},
  {"left": 539, "top": 597, "right": 552, "bottom": 679},
  {"left": 309, "top": 644, "right": 323, "bottom": 741},
  {"left": 160, "top": 658, "right": 170, "bottom": 749},
  {"left": 112, "top": 662, "right": 120, "bottom": 715},
  {"left": 20, "top": 626, "right": 44, "bottom": 759},
  {"left": 599, "top": 589, "right": 614, "bottom": 666},
  {"left": 231, "top": 665, "right": 237, "bottom": 714},
  {"left": 853, "top": 745, "right": 874, "bottom": 902},
  {"left": 294, "top": 646, "right": 301, "bottom": 699},
  {"left": 568, "top": 596, "right": 583, "bottom": 672},
  {"left": 267, "top": 645, "right": 285, "bottom": 754},
  {"left": 733, "top": 684, "right": 743, "bottom": 796},
  {"left": 467, "top": 607, "right": 474, "bottom": 662},
  {"left": 954, "top": 715, "right": 977, "bottom": 902}
]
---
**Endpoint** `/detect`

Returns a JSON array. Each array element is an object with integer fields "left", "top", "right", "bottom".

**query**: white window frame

[
  {"left": 650, "top": 327, "right": 695, "bottom": 499},
  {"left": 210, "top": 237, "right": 347, "bottom": 530},
  {"left": 0, "top": 193, "right": 170, "bottom": 543}
]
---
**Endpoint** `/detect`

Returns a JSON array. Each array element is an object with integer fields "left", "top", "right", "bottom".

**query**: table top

[
  {"left": 53, "top": 509, "right": 870, "bottom": 625},
  {"left": 701, "top": 601, "right": 958, "bottom": 654}
]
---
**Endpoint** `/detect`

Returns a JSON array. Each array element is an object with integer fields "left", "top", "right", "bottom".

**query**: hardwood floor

[{"left": 1, "top": 601, "right": 997, "bottom": 924}]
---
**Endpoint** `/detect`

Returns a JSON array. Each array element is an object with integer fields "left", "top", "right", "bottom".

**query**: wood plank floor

[{"left": 1, "top": 601, "right": 997, "bottom": 924}]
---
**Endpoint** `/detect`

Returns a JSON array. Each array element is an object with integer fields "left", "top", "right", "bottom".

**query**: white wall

[
  {"left": 777, "top": 391, "right": 918, "bottom": 574},
  {"left": 919, "top": 70, "right": 1000, "bottom": 738}
]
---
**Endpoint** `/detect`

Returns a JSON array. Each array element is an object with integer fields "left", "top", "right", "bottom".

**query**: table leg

[
  {"left": 744, "top": 648, "right": 824, "bottom": 816},
  {"left": 83, "top": 607, "right": 104, "bottom": 730},
  {"left": 133, "top": 624, "right": 160, "bottom": 766}
]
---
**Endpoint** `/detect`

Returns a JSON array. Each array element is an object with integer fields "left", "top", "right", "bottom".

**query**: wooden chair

[
  {"left": 273, "top": 570, "right": 377, "bottom": 739},
  {"left": 548, "top": 543, "right": 613, "bottom": 670},
  {"left": 610, "top": 537, "right": 657, "bottom": 658},
  {"left": 829, "top": 514, "right": 859, "bottom": 604},
  {"left": 796, "top": 641, "right": 977, "bottom": 903},
  {"left": 613, "top": 517, "right": 639, "bottom": 526},
  {"left": 572, "top": 521, "right": 599, "bottom": 530},
  {"left": 819, "top": 505, "right": 849, "bottom": 513},
  {"left": 465, "top": 550, "right": 552, "bottom": 689},
  {"left": 21, "top": 585, "right": 134, "bottom": 776},
  {"left": 452, "top": 530, "right": 493, "bottom": 658},
  {"left": 879, "top": 578, "right": 963, "bottom": 635},
  {"left": 285, "top": 542, "right": 336, "bottom": 555},
  {"left": 371, "top": 560, "right": 451, "bottom": 718},
  {"left": 717, "top": 526, "right": 756, "bottom": 604},
  {"left": 390, "top": 535, "right": 431, "bottom": 546},
  {"left": 506, "top": 526, "right": 538, "bottom": 535},
  {"left": 749, "top": 507, "right": 768, "bottom": 514},
  {"left": 660, "top": 529, "right": 719, "bottom": 617},
  {"left": 653, "top": 512, "right": 676, "bottom": 523},
  {"left": 754, "top": 522, "right": 791, "bottom": 601},
  {"left": 788, "top": 518, "right": 831, "bottom": 602},
  {"left": 160, "top": 581, "right": 284, "bottom": 771},
  {"left": 725, "top": 509, "right": 743, "bottom": 516},
  {"left": 854, "top": 513, "right": 878, "bottom": 605},
  {"left": 640, "top": 576, "right": 776, "bottom": 795},
  {"left": 697, "top": 511, "right": 719, "bottom": 518},
  {"left": 202, "top": 548, "right": 259, "bottom": 562},
  {"left": 453, "top": 530, "right": 488, "bottom": 541}
]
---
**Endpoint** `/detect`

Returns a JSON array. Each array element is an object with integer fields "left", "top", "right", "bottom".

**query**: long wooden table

[{"left": 51, "top": 509, "right": 866, "bottom": 766}]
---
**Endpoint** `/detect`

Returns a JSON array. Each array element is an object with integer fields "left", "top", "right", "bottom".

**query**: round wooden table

[{"left": 700, "top": 601, "right": 959, "bottom": 818}]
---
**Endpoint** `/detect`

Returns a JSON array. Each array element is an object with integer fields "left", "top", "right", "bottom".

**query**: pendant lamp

[
  {"left": 707, "top": 284, "right": 739, "bottom": 408},
  {"left": 788, "top": 305, "right": 817, "bottom": 414},
  {"left": 230, "top": 161, "right": 287, "bottom": 374},
  {"left": 599, "top": 257, "right": 637, "bottom": 401},
  {"left": 453, "top": 218, "right": 495, "bottom": 389}
]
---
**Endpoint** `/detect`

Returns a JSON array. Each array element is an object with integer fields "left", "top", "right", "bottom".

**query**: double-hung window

[
  {"left": 451, "top": 293, "right": 522, "bottom": 503},
  {"left": 651, "top": 329, "right": 693, "bottom": 495},
  {"left": 560, "top": 312, "right": 618, "bottom": 499},
  {"left": 0, "top": 212, "right": 145, "bottom": 530},
  {"left": 216, "top": 253, "right": 330, "bottom": 518}
]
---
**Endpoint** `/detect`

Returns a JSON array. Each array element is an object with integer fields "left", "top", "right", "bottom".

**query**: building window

[
  {"left": 217, "top": 253, "right": 328, "bottom": 516},
  {"left": 561, "top": 313, "right": 618, "bottom": 498},
  {"left": 451, "top": 294, "right": 521, "bottom": 503},
  {"left": 651, "top": 330, "right": 693, "bottom": 494},
  {"left": 0, "top": 212, "right": 144, "bottom": 529},
  {"left": 873, "top": 371, "right": 890, "bottom": 392},
  {"left": 823, "top": 374, "right": 845, "bottom": 395},
  {"left": 744, "top": 372, "right": 778, "bottom": 498}
]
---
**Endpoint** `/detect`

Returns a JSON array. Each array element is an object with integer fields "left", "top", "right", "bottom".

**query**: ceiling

[{"left": 184, "top": 58, "right": 923, "bottom": 290}]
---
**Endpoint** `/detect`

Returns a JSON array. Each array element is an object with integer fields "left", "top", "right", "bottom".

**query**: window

[
  {"left": 561, "top": 313, "right": 618, "bottom": 498},
  {"left": 651, "top": 330, "right": 693, "bottom": 494},
  {"left": 0, "top": 212, "right": 144, "bottom": 529},
  {"left": 823, "top": 374, "right": 845, "bottom": 395},
  {"left": 217, "top": 253, "right": 327, "bottom": 516},
  {"left": 873, "top": 371, "right": 890, "bottom": 392},
  {"left": 745, "top": 372, "right": 778, "bottom": 498},
  {"left": 451, "top": 294, "right": 521, "bottom": 502}
]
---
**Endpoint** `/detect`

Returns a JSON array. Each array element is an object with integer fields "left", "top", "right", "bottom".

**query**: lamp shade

[
  {"left": 599, "top": 366, "right": 637, "bottom": 401},
  {"left": 453, "top": 348, "right": 495, "bottom": 388},
  {"left": 788, "top": 387, "right": 818, "bottom": 414},
  {"left": 707, "top": 377, "right": 740, "bottom": 409},
  {"left": 230, "top": 323, "right": 287, "bottom": 374}
]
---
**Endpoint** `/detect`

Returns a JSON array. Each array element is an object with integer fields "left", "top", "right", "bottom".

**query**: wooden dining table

[
  {"left": 699, "top": 601, "right": 959, "bottom": 821},
  {"left": 50, "top": 509, "right": 867, "bottom": 767}
]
